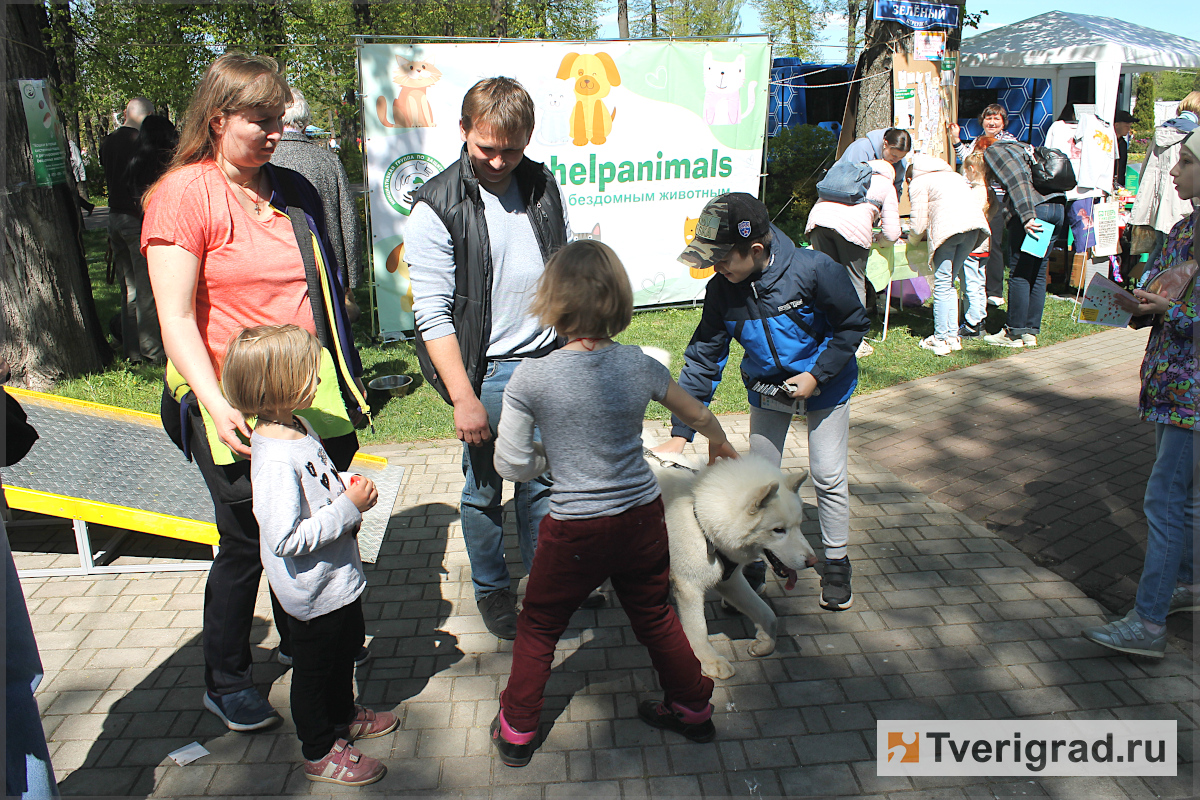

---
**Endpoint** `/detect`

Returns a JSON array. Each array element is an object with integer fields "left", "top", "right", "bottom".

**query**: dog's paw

[
  {"left": 701, "top": 655, "right": 736, "bottom": 680},
  {"left": 747, "top": 634, "right": 776, "bottom": 658}
]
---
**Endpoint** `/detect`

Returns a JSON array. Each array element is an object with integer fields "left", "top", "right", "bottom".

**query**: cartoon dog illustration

[
  {"left": 702, "top": 52, "right": 756, "bottom": 127},
  {"left": 556, "top": 52, "right": 620, "bottom": 146},
  {"left": 683, "top": 216, "right": 713, "bottom": 278},
  {"left": 385, "top": 243, "right": 415, "bottom": 314},
  {"left": 377, "top": 56, "right": 441, "bottom": 129}
]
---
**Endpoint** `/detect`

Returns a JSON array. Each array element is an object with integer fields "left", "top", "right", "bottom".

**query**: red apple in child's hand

[{"left": 350, "top": 475, "right": 362, "bottom": 486}]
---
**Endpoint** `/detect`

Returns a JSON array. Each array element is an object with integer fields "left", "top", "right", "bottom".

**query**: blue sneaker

[
  {"left": 203, "top": 688, "right": 282, "bottom": 731},
  {"left": 1081, "top": 610, "right": 1166, "bottom": 659},
  {"left": 1168, "top": 586, "right": 1199, "bottom": 616}
]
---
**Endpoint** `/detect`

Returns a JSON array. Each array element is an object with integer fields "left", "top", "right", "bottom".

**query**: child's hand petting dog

[{"left": 344, "top": 475, "right": 379, "bottom": 513}]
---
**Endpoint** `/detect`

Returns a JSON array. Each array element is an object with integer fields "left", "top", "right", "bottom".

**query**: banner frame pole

[
  {"left": 759, "top": 35, "right": 774, "bottom": 203},
  {"left": 354, "top": 36, "right": 379, "bottom": 340}
]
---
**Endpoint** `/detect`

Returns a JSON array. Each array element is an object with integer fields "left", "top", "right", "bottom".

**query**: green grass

[{"left": 56, "top": 228, "right": 1103, "bottom": 444}]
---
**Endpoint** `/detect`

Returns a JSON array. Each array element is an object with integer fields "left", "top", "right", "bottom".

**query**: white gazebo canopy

[{"left": 960, "top": 11, "right": 1200, "bottom": 122}]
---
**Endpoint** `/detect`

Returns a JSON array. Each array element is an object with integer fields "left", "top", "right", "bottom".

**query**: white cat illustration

[{"left": 702, "top": 52, "right": 757, "bottom": 126}]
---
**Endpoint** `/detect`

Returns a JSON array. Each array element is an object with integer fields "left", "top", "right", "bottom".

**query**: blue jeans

[
  {"left": 959, "top": 254, "right": 987, "bottom": 327},
  {"left": 4, "top": 527, "right": 59, "bottom": 798},
  {"left": 1006, "top": 201, "right": 1065, "bottom": 337},
  {"left": 931, "top": 232, "right": 975, "bottom": 340},
  {"left": 1134, "top": 424, "right": 1198, "bottom": 626},
  {"left": 460, "top": 359, "right": 551, "bottom": 599}
]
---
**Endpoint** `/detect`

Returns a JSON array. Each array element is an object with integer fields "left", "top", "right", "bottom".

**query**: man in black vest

[{"left": 407, "top": 78, "right": 575, "bottom": 640}]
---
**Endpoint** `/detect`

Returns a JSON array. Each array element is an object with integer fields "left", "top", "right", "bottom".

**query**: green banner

[{"left": 19, "top": 80, "right": 69, "bottom": 187}]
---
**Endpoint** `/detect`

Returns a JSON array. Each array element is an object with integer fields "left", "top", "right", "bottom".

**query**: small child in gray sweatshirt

[{"left": 221, "top": 325, "right": 392, "bottom": 787}]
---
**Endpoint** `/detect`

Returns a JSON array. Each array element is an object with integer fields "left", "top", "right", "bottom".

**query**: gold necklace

[
  {"left": 227, "top": 168, "right": 266, "bottom": 214},
  {"left": 258, "top": 415, "right": 305, "bottom": 434}
]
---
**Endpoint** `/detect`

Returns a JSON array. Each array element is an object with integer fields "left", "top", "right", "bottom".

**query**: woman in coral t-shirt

[{"left": 142, "top": 53, "right": 367, "bottom": 740}]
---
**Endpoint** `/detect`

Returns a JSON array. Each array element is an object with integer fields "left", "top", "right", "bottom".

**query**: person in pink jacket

[
  {"left": 805, "top": 159, "right": 901, "bottom": 357},
  {"left": 905, "top": 154, "right": 990, "bottom": 355}
]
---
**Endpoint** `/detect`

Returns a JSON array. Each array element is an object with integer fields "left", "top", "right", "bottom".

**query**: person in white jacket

[
  {"left": 805, "top": 159, "right": 901, "bottom": 357},
  {"left": 1130, "top": 91, "right": 1200, "bottom": 266},
  {"left": 905, "top": 154, "right": 990, "bottom": 355}
]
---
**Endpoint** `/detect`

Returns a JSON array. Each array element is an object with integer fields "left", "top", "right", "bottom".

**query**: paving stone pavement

[
  {"left": 849, "top": 327, "right": 1185, "bottom": 638},
  {"left": 11, "top": 330, "right": 1199, "bottom": 798}
]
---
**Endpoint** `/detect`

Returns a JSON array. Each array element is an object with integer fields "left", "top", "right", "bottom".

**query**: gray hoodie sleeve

[{"left": 253, "top": 459, "right": 362, "bottom": 558}]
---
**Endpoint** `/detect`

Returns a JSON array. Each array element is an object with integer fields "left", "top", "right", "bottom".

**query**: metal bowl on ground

[{"left": 368, "top": 375, "right": 413, "bottom": 397}]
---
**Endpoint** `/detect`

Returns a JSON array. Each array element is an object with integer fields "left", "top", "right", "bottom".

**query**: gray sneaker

[
  {"left": 1081, "top": 610, "right": 1166, "bottom": 658},
  {"left": 1168, "top": 586, "right": 1199, "bottom": 616}
]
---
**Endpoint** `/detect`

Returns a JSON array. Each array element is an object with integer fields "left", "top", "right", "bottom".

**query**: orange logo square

[{"left": 887, "top": 732, "right": 919, "bottom": 763}]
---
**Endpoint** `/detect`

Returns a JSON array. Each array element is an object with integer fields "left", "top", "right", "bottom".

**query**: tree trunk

[
  {"left": 47, "top": 0, "right": 80, "bottom": 143},
  {"left": 3, "top": 2, "right": 110, "bottom": 388},
  {"left": 844, "top": 0, "right": 863, "bottom": 64},
  {"left": 650, "top": 0, "right": 658, "bottom": 37},
  {"left": 618, "top": 0, "right": 629, "bottom": 38},
  {"left": 490, "top": 0, "right": 507, "bottom": 37}
]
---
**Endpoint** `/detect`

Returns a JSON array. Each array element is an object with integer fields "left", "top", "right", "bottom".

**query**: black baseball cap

[
  {"left": 677, "top": 192, "right": 770, "bottom": 270},
  {"left": 1114, "top": 110, "right": 1135, "bottom": 124}
]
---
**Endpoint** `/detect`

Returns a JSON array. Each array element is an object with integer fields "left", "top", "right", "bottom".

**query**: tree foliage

[
  {"left": 46, "top": 0, "right": 598, "bottom": 180},
  {"left": 752, "top": 0, "right": 820, "bottom": 61},
  {"left": 630, "top": 0, "right": 743, "bottom": 38},
  {"left": 762, "top": 124, "right": 838, "bottom": 243},
  {"left": 1132, "top": 72, "right": 1157, "bottom": 134},
  {"left": 821, "top": 0, "right": 867, "bottom": 64}
]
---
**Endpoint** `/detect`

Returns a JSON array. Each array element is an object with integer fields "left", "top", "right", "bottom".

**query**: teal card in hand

[{"left": 1020, "top": 221, "right": 1055, "bottom": 259}]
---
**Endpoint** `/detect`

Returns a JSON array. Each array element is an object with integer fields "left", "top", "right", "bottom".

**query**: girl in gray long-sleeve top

[{"left": 222, "top": 325, "right": 396, "bottom": 787}]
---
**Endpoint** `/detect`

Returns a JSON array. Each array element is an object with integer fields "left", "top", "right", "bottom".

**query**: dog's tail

[{"left": 639, "top": 346, "right": 671, "bottom": 369}]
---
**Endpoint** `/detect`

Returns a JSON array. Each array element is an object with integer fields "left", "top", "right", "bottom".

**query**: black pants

[
  {"left": 288, "top": 598, "right": 364, "bottom": 761},
  {"left": 161, "top": 390, "right": 358, "bottom": 695},
  {"left": 808, "top": 226, "right": 873, "bottom": 311},
  {"left": 984, "top": 201, "right": 1007, "bottom": 299}
]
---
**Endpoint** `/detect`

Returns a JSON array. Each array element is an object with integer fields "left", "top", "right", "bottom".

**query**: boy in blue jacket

[{"left": 653, "top": 193, "right": 870, "bottom": 610}]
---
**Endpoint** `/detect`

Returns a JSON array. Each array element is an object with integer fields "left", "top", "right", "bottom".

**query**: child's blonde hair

[
  {"left": 530, "top": 240, "right": 633, "bottom": 339},
  {"left": 962, "top": 150, "right": 990, "bottom": 217},
  {"left": 222, "top": 325, "right": 322, "bottom": 416}
]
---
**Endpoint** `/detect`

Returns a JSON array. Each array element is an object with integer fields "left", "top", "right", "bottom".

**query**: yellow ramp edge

[
  {"left": 5, "top": 487, "right": 220, "bottom": 548},
  {"left": 7, "top": 386, "right": 163, "bottom": 426}
]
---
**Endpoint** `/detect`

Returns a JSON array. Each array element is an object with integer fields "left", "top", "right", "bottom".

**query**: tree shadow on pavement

[{"left": 55, "top": 501, "right": 464, "bottom": 797}]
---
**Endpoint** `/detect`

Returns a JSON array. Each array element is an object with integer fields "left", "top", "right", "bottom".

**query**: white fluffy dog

[{"left": 649, "top": 453, "right": 817, "bottom": 680}]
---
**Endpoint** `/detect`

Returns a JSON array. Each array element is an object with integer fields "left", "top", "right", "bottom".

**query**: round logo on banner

[{"left": 383, "top": 153, "right": 444, "bottom": 216}]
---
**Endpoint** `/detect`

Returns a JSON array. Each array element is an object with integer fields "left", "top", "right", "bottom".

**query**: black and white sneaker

[
  {"left": 958, "top": 321, "right": 984, "bottom": 339},
  {"left": 820, "top": 557, "right": 853, "bottom": 611},
  {"left": 203, "top": 688, "right": 281, "bottom": 732}
]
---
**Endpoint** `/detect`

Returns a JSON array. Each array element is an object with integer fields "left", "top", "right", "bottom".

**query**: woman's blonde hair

[
  {"left": 221, "top": 325, "right": 322, "bottom": 417},
  {"left": 530, "top": 240, "right": 633, "bottom": 339},
  {"left": 143, "top": 52, "right": 290, "bottom": 208}
]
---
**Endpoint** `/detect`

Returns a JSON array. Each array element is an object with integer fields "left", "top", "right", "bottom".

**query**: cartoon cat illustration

[
  {"left": 702, "top": 53, "right": 757, "bottom": 127},
  {"left": 377, "top": 56, "right": 441, "bottom": 129},
  {"left": 683, "top": 216, "right": 713, "bottom": 278},
  {"left": 573, "top": 223, "right": 602, "bottom": 241},
  {"left": 536, "top": 83, "right": 574, "bottom": 146}
]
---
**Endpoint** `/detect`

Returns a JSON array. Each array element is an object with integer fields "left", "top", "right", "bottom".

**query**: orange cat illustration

[
  {"left": 377, "top": 56, "right": 441, "bottom": 129},
  {"left": 385, "top": 243, "right": 415, "bottom": 314},
  {"left": 684, "top": 217, "right": 713, "bottom": 278}
]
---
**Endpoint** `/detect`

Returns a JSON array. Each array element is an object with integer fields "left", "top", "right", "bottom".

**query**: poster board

[
  {"left": 359, "top": 39, "right": 771, "bottom": 338},
  {"left": 891, "top": 50, "right": 957, "bottom": 164}
]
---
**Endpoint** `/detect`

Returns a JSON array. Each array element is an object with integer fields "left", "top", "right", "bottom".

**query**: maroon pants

[{"left": 500, "top": 497, "right": 713, "bottom": 734}]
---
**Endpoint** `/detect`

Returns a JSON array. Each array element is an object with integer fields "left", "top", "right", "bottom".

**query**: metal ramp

[{"left": 2, "top": 388, "right": 402, "bottom": 578}]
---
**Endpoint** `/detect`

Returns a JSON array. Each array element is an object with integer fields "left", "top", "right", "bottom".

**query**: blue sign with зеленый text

[{"left": 873, "top": 0, "right": 960, "bottom": 30}]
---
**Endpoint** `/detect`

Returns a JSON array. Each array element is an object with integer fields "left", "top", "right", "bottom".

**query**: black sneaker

[
  {"left": 638, "top": 700, "right": 716, "bottom": 743},
  {"left": 958, "top": 321, "right": 984, "bottom": 339},
  {"left": 819, "top": 557, "right": 853, "bottom": 611},
  {"left": 478, "top": 589, "right": 518, "bottom": 640},
  {"left": 721, "top": 560, "right": 767, "bottom": 615},
  {"left": 203, "top": 688, "right": 282, "bottom": 732},
  {"left": 490, "top": 714, "right": 536, "bottom": 767}
]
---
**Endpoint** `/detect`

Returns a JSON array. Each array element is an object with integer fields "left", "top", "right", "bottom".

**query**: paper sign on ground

[
  {"left": 1020, "top": 222, "right": 1055, "bottom": 259},
  {"left": 168, "top": 742, "right": 210, "bottom": 766},
  {"left": 1080, "top": 273, "right": 1135, "bottom": 327}
]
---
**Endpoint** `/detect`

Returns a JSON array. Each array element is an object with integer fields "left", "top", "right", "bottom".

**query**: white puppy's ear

[
  {"left": 785, "top": 469, "right": 808, "bottom": 494},
  {"left": 748, "top": 481, "right": 780, "bottom": 514}
]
